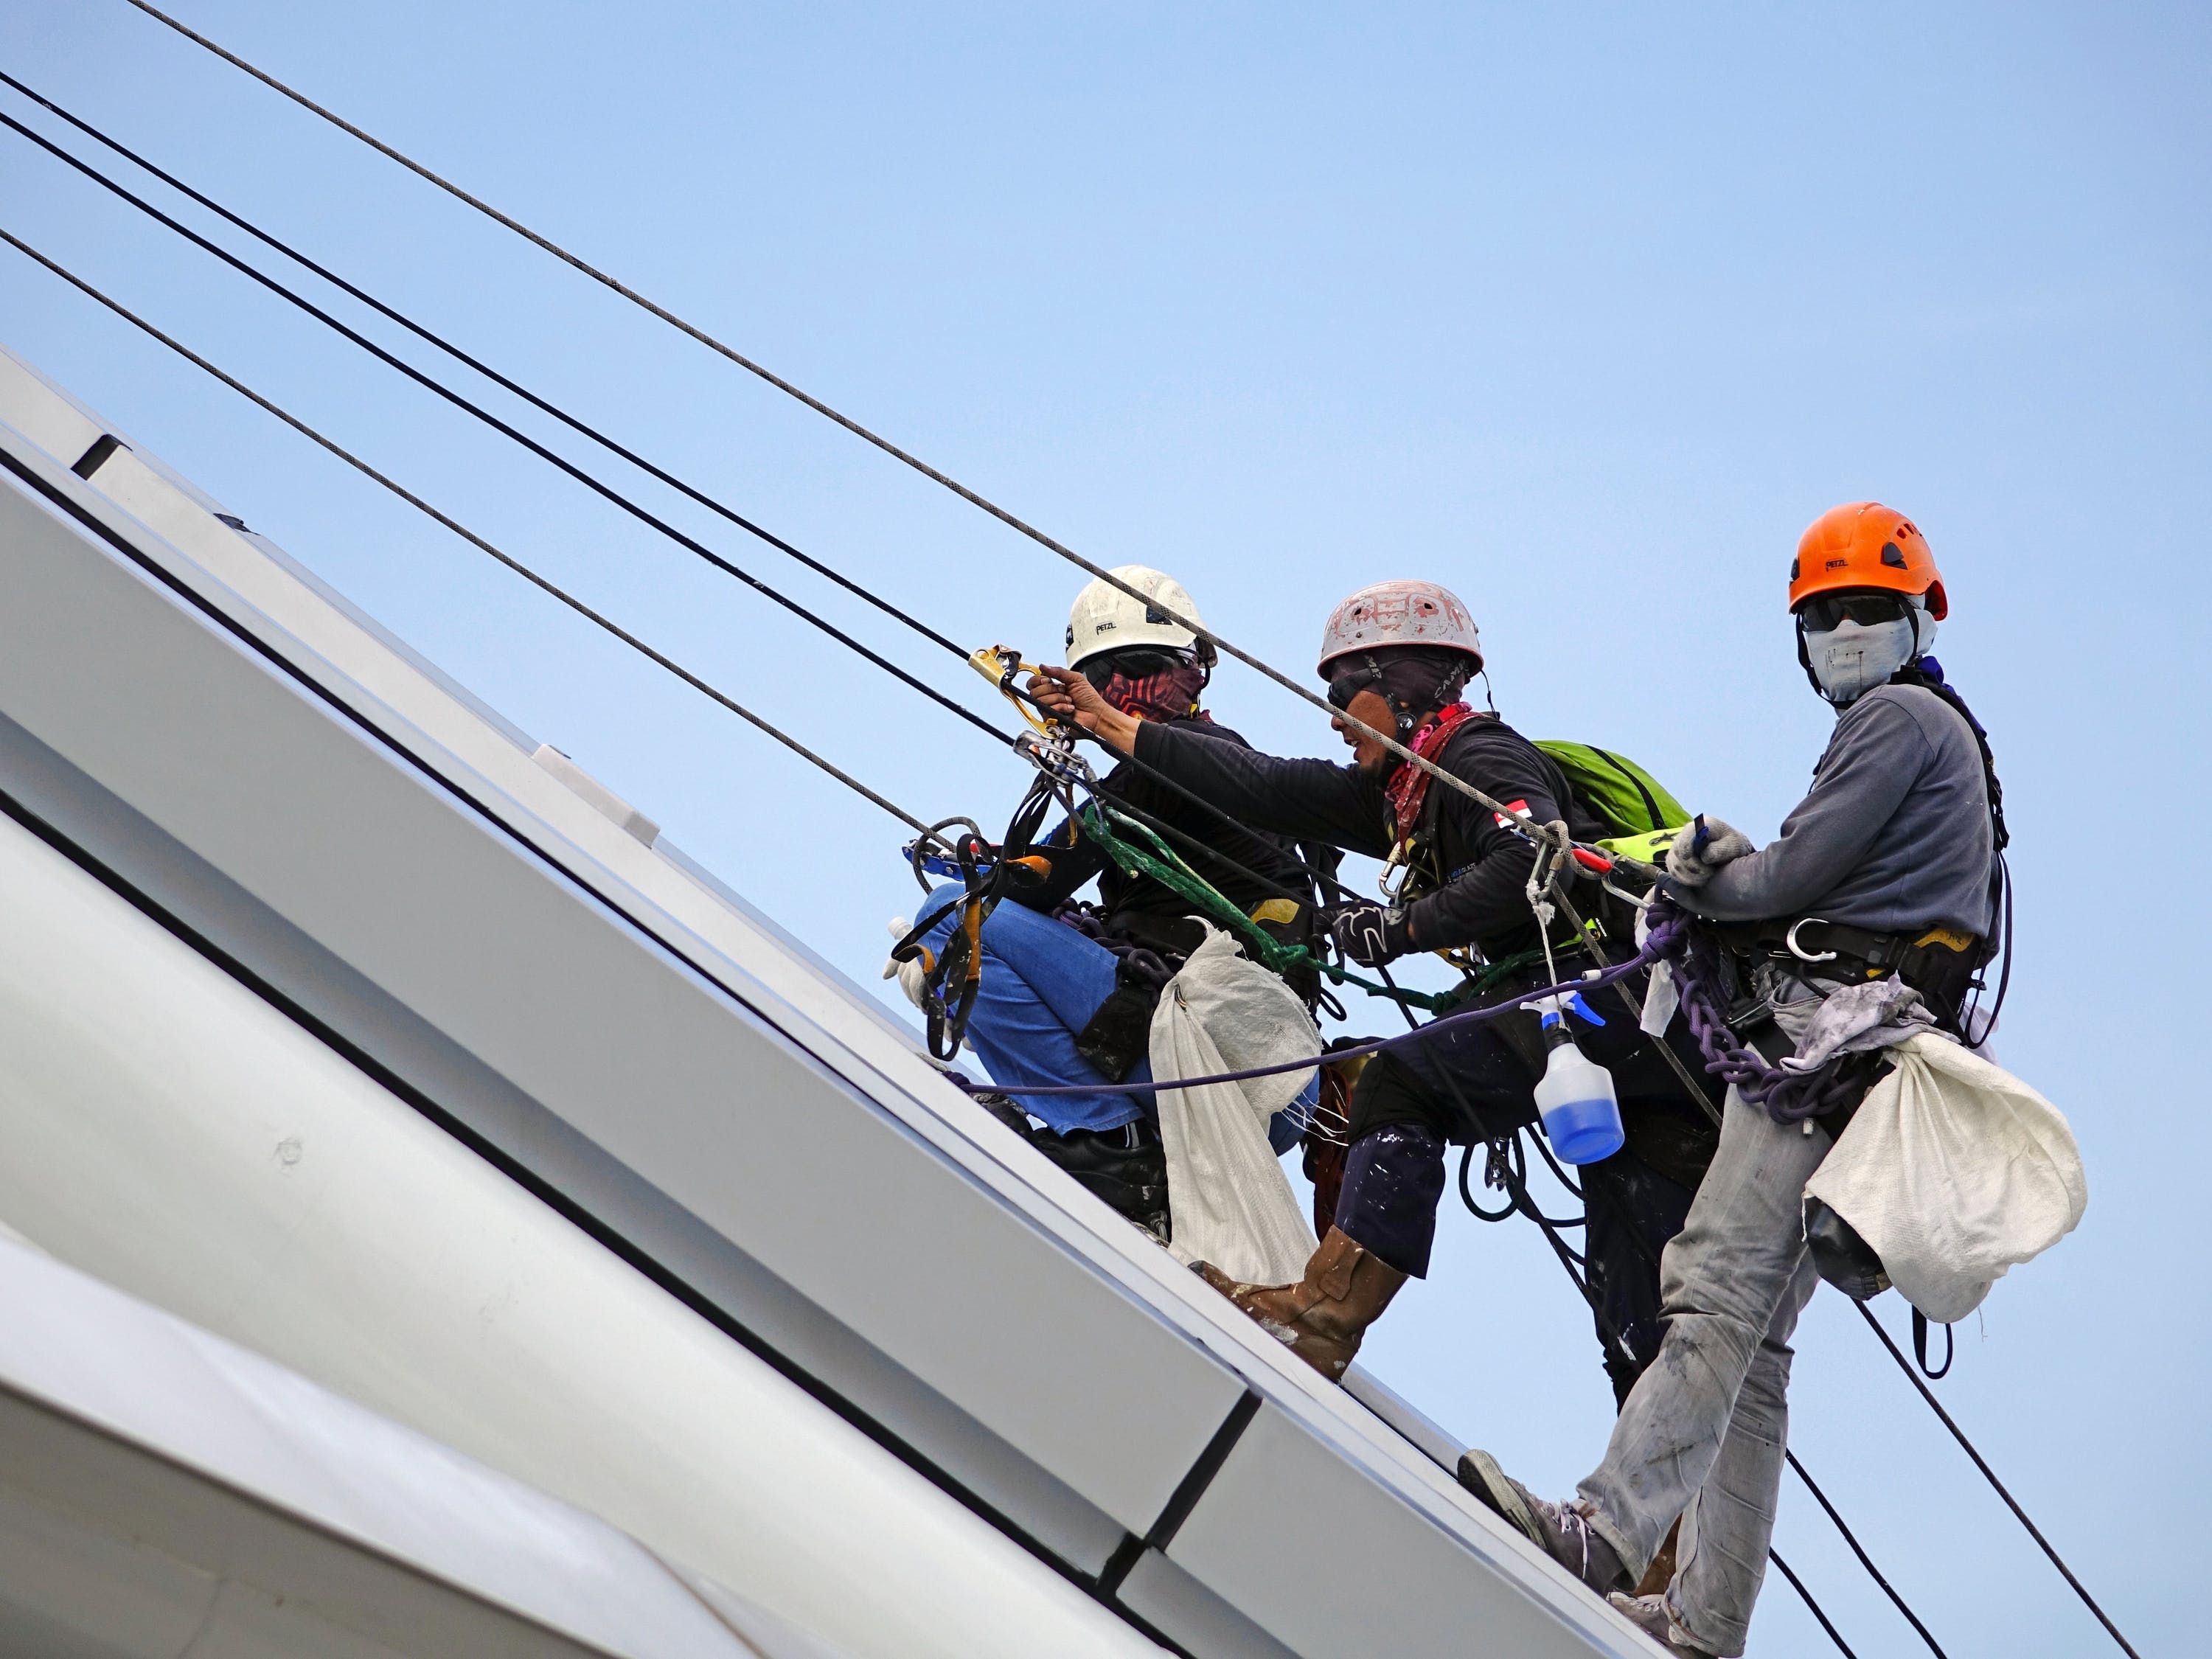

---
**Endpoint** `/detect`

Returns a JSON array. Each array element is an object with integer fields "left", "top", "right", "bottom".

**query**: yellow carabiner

[{"left": 968, "top": 644, "right": 1060, "bottom": 737}]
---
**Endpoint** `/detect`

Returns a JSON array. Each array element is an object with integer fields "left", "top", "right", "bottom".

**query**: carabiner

[{"left": 1785, "top": 917, "right": 1838, "bottom": 964}]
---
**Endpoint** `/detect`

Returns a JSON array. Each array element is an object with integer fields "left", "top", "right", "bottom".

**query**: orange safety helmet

[{"left": 1788, "top": 502, "right": 1947, "bottom": 620}]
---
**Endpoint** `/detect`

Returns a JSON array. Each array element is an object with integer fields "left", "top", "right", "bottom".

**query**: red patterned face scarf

[
  {"left": 1384, "top": 703, "right": 1484, "bottom": 835},
  {"left": 1083, "top": 651, "right": 1211, "bottom": 722}
]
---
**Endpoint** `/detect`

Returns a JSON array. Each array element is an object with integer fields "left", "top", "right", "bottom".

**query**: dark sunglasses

[
  {"left": 1795, "top": 591, "right": 1911, "bottom": 632},
  {"left": 1326, "top": 675, "right": 1368, "bottom": 712},
  {"left": 1079, "top": 647, "right": 1189, "bottom": 689}
]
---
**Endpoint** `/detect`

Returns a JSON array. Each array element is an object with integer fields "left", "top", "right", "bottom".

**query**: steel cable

[
  {"left": 0, "top": 109, "right": 1015, "bottom": 752},
  {"left": 1764, "top": 1550, "right": 1860, "bottom": 1659},
  {"left": 116, "top": 0, "right": 1582, "bottom": 849},
  {"left": 0, "top": 69, "right": 977, "bottom": 663},
  {"left": 0, "top": 227, "right": 953, "bottom": 849},
  {"left": 0, "top": 85, "right": 1395, "bottom": 929}
]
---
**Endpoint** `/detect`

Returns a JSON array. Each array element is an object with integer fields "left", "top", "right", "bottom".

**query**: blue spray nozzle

[{"left": 1539, "top": 992, "right": 1605, "bottom": 1029}]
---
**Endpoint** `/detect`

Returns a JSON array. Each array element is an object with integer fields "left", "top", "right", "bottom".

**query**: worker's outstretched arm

[{"left": 1029, "top": 667, "right": 1387, "bottom": 855}]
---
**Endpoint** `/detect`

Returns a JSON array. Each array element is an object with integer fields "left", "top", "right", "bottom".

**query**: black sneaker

[{"left": 1033, "top": 1120, "right": 1171, "bottom": 1243}]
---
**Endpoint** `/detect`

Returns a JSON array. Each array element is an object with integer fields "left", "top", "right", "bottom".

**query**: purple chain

[
  {"left": 1648, "top": 897, "right": 1865, "bottom": 1124},
  {"left": 1053, "top": 901, "right": 1175, "bottom": 990}
]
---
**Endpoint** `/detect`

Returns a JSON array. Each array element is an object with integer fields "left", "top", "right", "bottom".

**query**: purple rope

[
  {"left": 940, "top": 931, "right": 1669, "bottom": 1099},
  {"left": 1653, "top": 899, "right": 1865, "bottom": 1124}
]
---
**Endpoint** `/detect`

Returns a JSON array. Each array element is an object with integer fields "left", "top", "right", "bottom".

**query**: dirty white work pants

[{"left": 1576, "top": 1081, "right": 1828, "bottom": 1658}]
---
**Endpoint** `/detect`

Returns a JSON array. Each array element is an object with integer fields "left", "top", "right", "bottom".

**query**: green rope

[{"left": 1075, "top": 800, "right": 1451, "bottom": 1012}]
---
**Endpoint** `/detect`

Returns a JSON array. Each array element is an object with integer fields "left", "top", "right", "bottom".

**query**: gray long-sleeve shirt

[{"left": 1683, "top": 684, "right": 1996, "bottom": 939}]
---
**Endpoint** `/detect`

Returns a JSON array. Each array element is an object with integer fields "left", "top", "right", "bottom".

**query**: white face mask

[{"left": 1802, "top": 608, "right": 1934, "bottom": 706}]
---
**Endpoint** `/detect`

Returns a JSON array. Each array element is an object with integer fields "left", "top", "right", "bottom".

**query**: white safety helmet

[
  {"left": 1066, "top": 566, "right": 1209, "bottom": 669},
  {"left": 1316, "top": 580, "right": 1483, "bottom": 677}
]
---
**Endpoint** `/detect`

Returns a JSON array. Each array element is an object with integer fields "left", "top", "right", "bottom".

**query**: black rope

[
  {"left": 114, "top": 0, "right": 1574, "bottom": 841},
  {"left": 1854, "top": 1301, "right": 2140, "bottom": 1658},
  {"left": 0, "top": 111, "right": 1018, "bottom": 749},
  {"left": 0, "top": 69, "right": 977, "bottom": 661},
  {"left": 1786, "top": 1450, "right": 1948, "bottom": 1657},
  {"left": 1766, "top": 1548, "right": 1861, "bottom": 1659},
  {"left": 0, "top": 78, "right": 1389, "bottom": 928},
  {"left": 0, "top": 228, "right": 950, "bottom": 848}
]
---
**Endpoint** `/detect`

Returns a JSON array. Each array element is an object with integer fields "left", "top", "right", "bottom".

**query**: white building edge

[{"left": 0, "top": 342, "right": 1652, "bottom": 1659}]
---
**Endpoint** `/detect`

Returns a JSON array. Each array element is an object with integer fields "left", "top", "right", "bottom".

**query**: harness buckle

[{"left": 1785, "top": 917, "right": 1839, "bottom": 964}]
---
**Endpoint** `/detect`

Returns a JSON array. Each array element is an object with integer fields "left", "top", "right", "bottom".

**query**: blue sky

[{"left": 3, "top": 3, "right": 2205, "bottom": 1652}]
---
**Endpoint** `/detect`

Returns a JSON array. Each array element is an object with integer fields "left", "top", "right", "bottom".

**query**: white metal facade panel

[
  {"left": 0, "top": 1240, "right": 757, "bottom": 1659},
  {"left": 1166, "top": 1405, "right": 1612, "bottom": 1658},
  {"left": 0, "top": 804, "right": 1159, "bottom": 1659}
]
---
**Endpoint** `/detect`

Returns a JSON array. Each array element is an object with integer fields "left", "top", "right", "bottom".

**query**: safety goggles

[
  {"left": 1079, "top": 647, "right": 1190, "bottom": 689},
  {"left": 1325, "top": 672, "right": 1372, "bottom": 712},
  {"left": 1794, "top": 591, "right": 1913, "bottom": 633}
]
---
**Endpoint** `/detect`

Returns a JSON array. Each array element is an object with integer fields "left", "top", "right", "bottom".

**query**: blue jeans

[
  {"left": 919, "top": 886, "right": 1315, "bottom": 1147},
  {"left": 920, "top": 885, "right": 1150, "bottom": 1135}
]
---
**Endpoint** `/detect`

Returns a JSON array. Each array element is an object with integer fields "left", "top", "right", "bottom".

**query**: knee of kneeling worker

[{"left": 917, "top": 881, "right": 967, "bottom": 942}]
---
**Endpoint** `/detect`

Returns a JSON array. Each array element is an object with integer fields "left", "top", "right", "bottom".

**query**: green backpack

[{"left": 1533, "top": 740, "right": 1690, "bottom": 866}]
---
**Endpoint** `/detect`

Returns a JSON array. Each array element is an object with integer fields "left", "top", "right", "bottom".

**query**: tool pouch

[
  {"left": 1804, "top": 1194, "right": 1891, "bottom": 1301},
  {"left": 1074, "top": 954, "right": 1169, "bottom": 1083}
]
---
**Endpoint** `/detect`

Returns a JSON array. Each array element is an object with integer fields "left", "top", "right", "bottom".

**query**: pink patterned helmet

[{"left": 1315, "top": 580, "right": 1483, "bottom": 676}]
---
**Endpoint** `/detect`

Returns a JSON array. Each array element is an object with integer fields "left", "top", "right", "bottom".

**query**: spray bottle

[{"left": 1531, "top": 992, "right": 1625, "bottom": 1165}]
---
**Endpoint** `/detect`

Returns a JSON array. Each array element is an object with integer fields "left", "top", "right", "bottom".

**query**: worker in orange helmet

[{"left": 1457, "top": 504, "right": 2010, "bottom": 1657}]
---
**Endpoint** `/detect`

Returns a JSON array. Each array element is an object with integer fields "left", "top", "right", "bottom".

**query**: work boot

[
  {"left": 1193, "top": 1227, "right": 1405, "bottom": 1380},
  {"left": 1455, "top": 1449, "right": 1630, "bottom": 1594},
  {"left": 1032, "top": 1119, "right": 1171, "bottom": 1243},
  {"left": 1606, "top": 1593, "right": 1717, "bottom": 1658}
]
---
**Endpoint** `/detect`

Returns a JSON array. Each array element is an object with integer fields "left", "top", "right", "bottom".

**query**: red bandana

[{"left": 1385, "top": 703, "right": 1484, "bottom": 836}]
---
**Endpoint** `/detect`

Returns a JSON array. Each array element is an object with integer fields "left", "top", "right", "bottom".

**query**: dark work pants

[{"left": 1332, "top": 970, "right": 1717, "bottom": 1405}]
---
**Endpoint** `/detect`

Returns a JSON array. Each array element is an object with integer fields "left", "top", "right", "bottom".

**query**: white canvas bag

[
  {"left": 1148, "top": 927, "right": 1320, "bottom": 1284},
  {"left": 1803, "top": 1032, "right": 2087, "bottom": 1323}
]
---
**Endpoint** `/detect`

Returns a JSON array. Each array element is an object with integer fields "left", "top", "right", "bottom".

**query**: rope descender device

[{"left": 969, "top": 644, "right": 1063, "bottom": 740}]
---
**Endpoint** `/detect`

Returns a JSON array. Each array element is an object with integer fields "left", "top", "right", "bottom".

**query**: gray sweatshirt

[{"left": 1685, "top": 684, "right": 1996, "bottom": 939}]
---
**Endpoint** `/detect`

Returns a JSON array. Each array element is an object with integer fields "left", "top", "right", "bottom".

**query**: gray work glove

[{"left": 1665, "top": 813, "right": 1755, "bottom": 888}]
